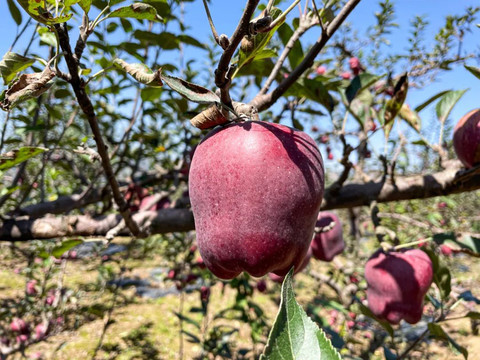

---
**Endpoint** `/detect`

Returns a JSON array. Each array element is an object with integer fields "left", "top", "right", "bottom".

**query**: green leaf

[
  {"left": 383, "top": 346, "right": 398, "bottom": 360},
  {"left": 277, "top": 23, "right": 303, "bottom": 69},
  {"left": 106, "top": 3, "right": 162, "bottom": 22},
  {"left": 428, "top": 323, "right": 468, "bottom": 360},
  {"left": 15, "top": 0, "right": 73, "bottom": 24},
  {"left": 7, "top": 0, "right": 23, "bottom": 25},
  {"left": 464, "top": 65, "right": 480, "bottom": 80},
  {"left": 0, "top": 52, "right": 36, "bottom": 84},
  {"left": 113, "top": 59, "right": 163, "bottom": 87},
  {"left": 383, "top": 74, "right": 408, "bottom": 138},
  {"left": 37, "top": 26, "right": 57, "bottom": 47},
  {"left": 177, "top": 35, "right": 206, "bottom": 49},
  {"left": 234, "top": 7, "right": 284, "bottom": 77},
  {"left": 0, "top": 147, "right": 47, "bottom": 170},
  {"left": 433, "top": 232, "right": 480, "bottom": 257},
  {"left": 78, "top": 0, "right": 92, "bottom": 13},
  {"left": 345, "top": 73, "right": 383, "bottom": 103},
  {"left": 355, "top": 303, "right": 394, "bottom": 338},
  {"left": 51, "top": 239, "right": 83, "bottom": 259},
  {"left": 465, "top": 312, "right": 480, "bottom": 320},
  {"left": 286, "top": 78, "right": 335, "bottom": 113},
  {"left": 260, "top": 269, "right": 341, "bottom": 360},
  {"left": 160, "top": 73, "right": 220, "bottom": 105},
  {"left": 414, "top": 90, "right": 451, "bottom": 113},
  {"left": 422, "top": 248, "right": 451, "bottom": 300},
  {"left": 398, "top": 103, "right": 421, "bottom": 132},
  {"left": 435, "top": 89, "right": 467, "bottom": 124}
]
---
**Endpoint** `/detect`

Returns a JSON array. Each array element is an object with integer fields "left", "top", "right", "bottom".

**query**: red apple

[
  {"left": 256, "top": 279, "right": 267, "bottom": 293},
  {"left": 365, "top": 249, "right": 433, "bottom": 324},
  {"left": 316, "top": 66, "right": 326, "bottom": 75},
  {"left": 341, "top": 72, "right": 352, "bottom": 80},
  {"left": 311, "top": 212, "right": 344, "bottom": 262},
  {"left": 453, "top": 109, "right": 480, "bottom": 168},
  {"left": 200, "top": 286, "right": 211, "bottom": 302},
  {"left": 348, "top": 57, "right": 363, "bottom": 75},
  {"left": 189, "top": 121, "right": 324, "bottom": 279},
  {"left": 440, "top": 244, "right": 453, "bottom": 256},
  {"left": 10, "top": 318, "right": 28, "bottom": 333}
]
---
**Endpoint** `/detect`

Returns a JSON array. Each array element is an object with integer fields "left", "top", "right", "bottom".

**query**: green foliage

[
  {"left": 0, "top": 146, "right": 46, "bottom": 170},
  {"left": 260, "top": 270, "right": 341, "bottom": 360}
]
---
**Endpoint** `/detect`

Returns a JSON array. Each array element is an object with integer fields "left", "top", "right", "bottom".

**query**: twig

[
  {"left": 268, "top": 0, "right": 302, "bottom": 31},
  {"left": 311, "top": 0, "right": 324, "bottom": 30},
  {"left": 214, "top": 0, "right": 260, "bottom": 108},
  {"left": 251, "top": 0, "right": 362, "bottom": 111},
  {"left": 9, "top": 18, "right": 33, "bottom": 51},
  {"left": 397, "top": 328, "right": 429, "bottom": 360},
  {"left": 260, "top": 12, "right": 318, "bottom": 94},
  {"left": 202, "top": 0, "right": 220, "bottom": 46},
  {"left": 377, "top": 212, "right": 444, "bottom": 233},
  {"left": 54, "top": 23, "right": 141, "bottom": 237}
]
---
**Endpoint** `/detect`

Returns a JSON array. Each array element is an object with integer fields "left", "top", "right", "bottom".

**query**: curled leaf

[
  {"left": 113, "top": 58, "right": 163, "bottom": 87},
  {"left": 190, "top": 105, "right": 228, "bottom": 130},
  {"left": 0, "top": 147, "right": 47, "bottom": 170},
  {"left": 398, "top": 103, "right": 421, "bottom": 132},
  {"left": 106, "top": 3, "right": 163, "bottom": 22},
  {"left": 0, "top": 68, "right": 54, "bottom": 110},
  {"left": 384, "top": 73, "right": 408, "bottom": 126},
  {"left": 160, "top": 73, "right": 220, "bottom": 104},
  {"left": 0, "top": 52, "right": 36, "bottom": 84}
]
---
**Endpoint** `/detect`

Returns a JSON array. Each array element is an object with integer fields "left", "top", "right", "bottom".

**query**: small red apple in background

[
  {"left": 26, "top": 280, "right": 38, "bottom": 296},
  {"left": 365, "top": 249, "right": 433, "bottom": 325},
  {"left": 35, "top": 323, "right": 48, "bottom": 340},
  {"left": 453, "top": 108, "right": 480, "bottom": 168},
  {"left": 189, "top": 121, "right": 324, "bottom": 279},
  {"left": 316, "top": 66, "right": 326, "bottom": 75},
  {"left": 256, "top": 279, "right": 267, "bottom": 293},
  {"left": 200, "top": 286, "right": 211, "bottom": 302},
  {"left": 268, "top": 247, "right": 313, "bottom": 283},
  {"left": 341, "top": 71, "right": 352, "bottom": 80},
  {"left": 320, "top": 135, "right": 329, "bottom": 144},
  {"left": 348, "top": 57, "right": 363, "bottom": 75},
  {"left": 366, "top": 120, "right": 376, "bottom": 132},
  {"left": 10, "top": 318, "right": 28, "bottom": 333},
  {"left": 311, "top": 212, "right": 345, "bottom": 262},
  {"left": 440, "top": 244, "right": 453, "bottom": 256}
]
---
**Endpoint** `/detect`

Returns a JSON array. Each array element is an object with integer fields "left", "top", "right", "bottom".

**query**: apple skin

[
  {"left": 453, "top": 109, "right": 480, "bottom": 168},
  {"left": 311, "top": 212, "right": 344, "bottom": 262},
  {"left": 365, "top": 249, "right": 433, "bottom": 325},
  {"left": 268, "top": 247, "right": 313, "bottom": 283},
  {"left": 189, "top": 121, "right": 324, "bottom": 279}
]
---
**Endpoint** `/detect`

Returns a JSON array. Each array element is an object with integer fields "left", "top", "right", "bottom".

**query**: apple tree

[{"left": 1, "top": 0, "right": 480, "bottom": 358}]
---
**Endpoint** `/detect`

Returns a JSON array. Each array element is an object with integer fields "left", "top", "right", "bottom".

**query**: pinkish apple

[
  {"left": 365, "top": 249, "right": 433, "bottom": 324},
  {"left": 311, "top": 212, "right": 345, "bottom": 262},
  {"left": 453, "top": 109, "right": 480, "bottom": 168},
  {"left": 189, "top": 121, "right": 324, "bottom": 279}
]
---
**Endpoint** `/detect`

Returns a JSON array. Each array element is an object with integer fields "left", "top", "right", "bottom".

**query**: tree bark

[{"left": 1, "top": 161, "right": 479, "bottom": 241}]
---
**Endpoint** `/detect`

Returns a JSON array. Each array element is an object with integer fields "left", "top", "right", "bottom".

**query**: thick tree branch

[
  {"left": 2, "top": 161, "right": 479, "bottom": 241},
  {"left": 54, "top": 23, "right": 141, "bottom": 237},
  {"left": 251, "top": 0, "right": 362, "bottom": 111}
]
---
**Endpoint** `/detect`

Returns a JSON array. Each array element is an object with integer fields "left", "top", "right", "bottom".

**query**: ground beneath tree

[{"left": 0, "top": 236, "right": 479, "bottom": 360}]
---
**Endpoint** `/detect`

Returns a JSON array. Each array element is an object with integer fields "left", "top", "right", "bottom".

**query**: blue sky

[{"left": 1, "top": 0, "right": 479, "bottom": 150}]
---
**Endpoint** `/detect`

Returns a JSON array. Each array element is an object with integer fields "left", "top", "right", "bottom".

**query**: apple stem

[{"left": 393, "top": 238, "right": 433, "bottom": 251}]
